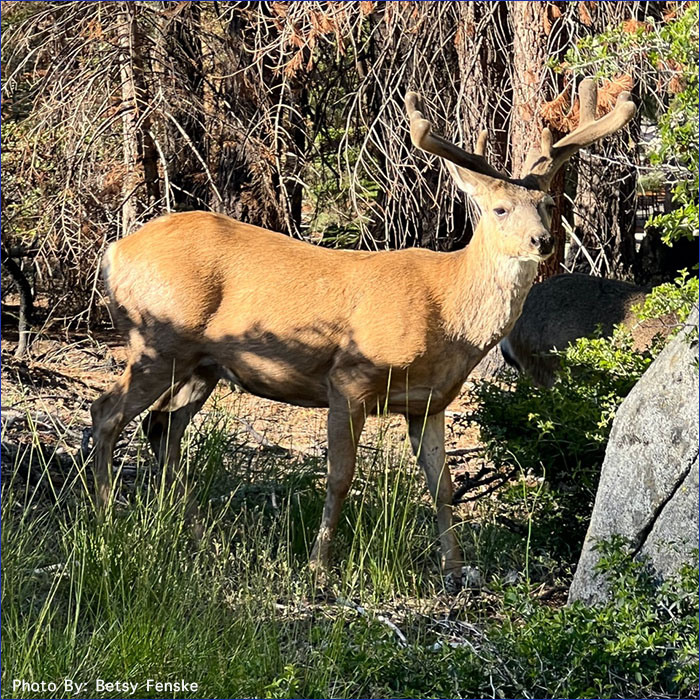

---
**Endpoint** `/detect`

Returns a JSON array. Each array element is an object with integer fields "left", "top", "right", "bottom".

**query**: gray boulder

[{"left": 568, "top": 305, "right": 699, "bottom": 604}]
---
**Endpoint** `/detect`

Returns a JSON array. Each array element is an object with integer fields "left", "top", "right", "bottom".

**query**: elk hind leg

[
  {"left": 90, "top": 358, "right": 185, "bottom": 510},
  {"left": 141, "top": 365, "right": 219, "bottom": 526}
]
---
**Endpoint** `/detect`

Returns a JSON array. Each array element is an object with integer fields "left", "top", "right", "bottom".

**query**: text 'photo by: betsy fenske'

[{"left": 11, "top": 678, "right": 199, "bottom": 697}]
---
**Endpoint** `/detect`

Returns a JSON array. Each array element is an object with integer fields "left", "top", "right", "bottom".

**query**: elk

[
  {"left": 500, "top": 273, "right": 668, "bottom": 388},
  {"left": 91, "top": 79, "right": 635, "bottom": 583}
]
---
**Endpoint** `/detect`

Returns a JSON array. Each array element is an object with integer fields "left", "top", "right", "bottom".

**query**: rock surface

[{"left": 568, "top": 305, "right": 699, "bottom": 604}]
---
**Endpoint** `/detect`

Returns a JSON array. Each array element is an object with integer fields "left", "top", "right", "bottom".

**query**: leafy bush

[
  {"left": 634, "top": 269, "right": 699, "bottom": 329},
  {"left": 486, "top": 539, "right": 699, "bottom": 699},
  {"left": 469, "top": 273, "right": 698, "bottom": 565},
  {"left": 469, "top": 328, "right": 653, "bottom": 562},
  {"left": 298, "top": 539, "right": 699, "bottom": 699}
]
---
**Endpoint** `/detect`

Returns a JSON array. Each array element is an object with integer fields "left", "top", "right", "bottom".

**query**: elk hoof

[
  {"left": 443, "top": 569, "right": 464, "bottom": 594},
  {"left": 444, "top": 564, "right": 481, "bottom": 593}
]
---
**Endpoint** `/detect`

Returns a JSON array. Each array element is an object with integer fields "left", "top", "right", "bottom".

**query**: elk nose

[{"left": 531, "top": 231, "right": 554, "bottom": 256}]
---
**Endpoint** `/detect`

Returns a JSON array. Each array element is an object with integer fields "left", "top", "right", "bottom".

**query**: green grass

[
  {"left": 2, "top": 398, "right": 697, "bottom": 699},
  {"left": 1, "top": 407, "right": 444, "bottom": 699}
]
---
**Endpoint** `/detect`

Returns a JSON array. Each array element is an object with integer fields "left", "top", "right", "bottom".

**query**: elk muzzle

[{"left": 531, "top": 230, "right": 554, "bottom": 258}]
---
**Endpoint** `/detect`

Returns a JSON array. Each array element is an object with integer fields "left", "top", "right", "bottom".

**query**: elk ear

[
  {"left": 445, "top": 161, "right": 477, "bottom": 196},
  {"left": 445, "top": 161, "right": 492, "bottom": 198}
]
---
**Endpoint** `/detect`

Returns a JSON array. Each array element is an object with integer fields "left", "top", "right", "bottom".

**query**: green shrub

[
  {"left": 634, "top": 269, "right": 699, "bottom": 330},
  {"left": 484, "top": 539, "right": 699, "bottom": 699},
  {"left": 469, "top": 273, "right": 698, "bottom": 565},
  {"left": 469, "top": 327, "right": 652, "bottom": 563}
]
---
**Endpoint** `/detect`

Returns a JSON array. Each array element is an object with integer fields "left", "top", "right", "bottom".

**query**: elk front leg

[
  {"left": 310, "top": 392, "right": 366, "bottom": 572},
  {"left": 407, "top": 411, "right": 464, "bottom": 579}
]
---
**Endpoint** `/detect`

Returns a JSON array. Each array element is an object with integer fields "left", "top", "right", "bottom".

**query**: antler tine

[
  {"left": 405, "top": 92, "right": 506, "bottom": 182},
  {"left": 578, "top": 78, "right": 597, "bottom": 126},
  {"left": 527, "top": 78, "right": 636, "bottom": 189},
  {"left": 475, "top": 130, "right": 488, "bottom": 157}
]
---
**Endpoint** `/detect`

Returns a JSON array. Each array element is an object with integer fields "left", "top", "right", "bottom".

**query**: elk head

[{"left": 405, "top": 78, "right": 636, "bottom": 262}]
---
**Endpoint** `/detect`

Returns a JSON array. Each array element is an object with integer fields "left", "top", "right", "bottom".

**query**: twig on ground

[
  {"left": 336, "top": 596, "right": 408, "bottom": 647},
  {"left": 232, "top": 416, "right": 280, "bottom": 449},
  {"left": 452, "top": 464, "right": 518, "bottom": 504}
]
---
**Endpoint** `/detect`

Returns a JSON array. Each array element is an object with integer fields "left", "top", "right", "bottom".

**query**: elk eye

[{"left": 493, "top": 207, "right": 508, "bottom": 218}]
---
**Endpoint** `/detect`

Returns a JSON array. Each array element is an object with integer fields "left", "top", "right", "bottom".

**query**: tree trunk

[
  {"left": 567, "top": 1, "right": 642, "bottom": 279},
  {"left": 118, "top": 1, "right": 159, "bottom": 237},
  {"left": 214, "top": 5, "right": 296, "bottom": 234},
  {"left": 456, "top": 1, "right": 511, "bottom": 173},
  {"left": 508, "top": 1, "right": 569, "bottom": 279},
  {"left": 1, "top": 246, "right": 33, "bottom": 358},
  {"left": 163, "top": 1, "right": 208, "bottom": 211},
  {"left": 567, "top": 134, "right": 638, "bottom": 277},
  {"left": 453, "top": 1, "right": 512, "bottom": 249}
]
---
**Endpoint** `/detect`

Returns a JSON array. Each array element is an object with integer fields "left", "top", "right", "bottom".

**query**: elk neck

[{"left": 441, "top": 224, "right": 539, "bottom": 351}]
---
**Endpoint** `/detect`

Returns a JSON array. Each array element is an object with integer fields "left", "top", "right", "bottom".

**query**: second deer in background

[{"left": 500, "top": 273, "right": 672, "bottom": 388}]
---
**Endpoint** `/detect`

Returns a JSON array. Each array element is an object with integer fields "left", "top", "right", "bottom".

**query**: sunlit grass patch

[{"left": 2, "top": 393, "right": 697, "bottom": 699}]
